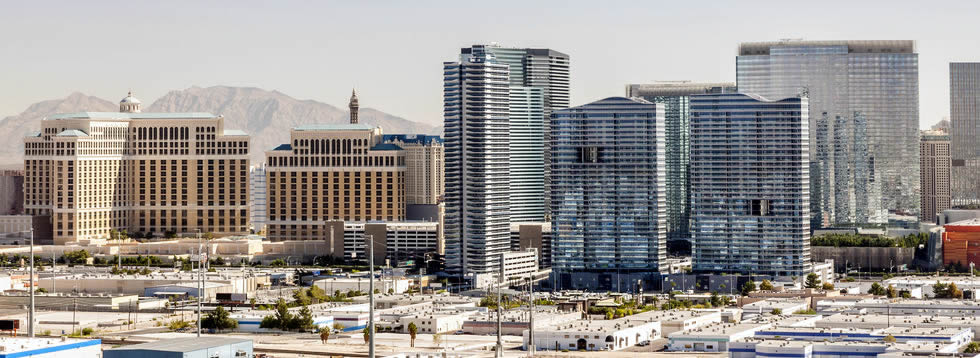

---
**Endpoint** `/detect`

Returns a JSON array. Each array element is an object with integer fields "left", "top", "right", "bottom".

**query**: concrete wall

[{"left": 811, "top": 246, "right": 915, "bottom": 272}]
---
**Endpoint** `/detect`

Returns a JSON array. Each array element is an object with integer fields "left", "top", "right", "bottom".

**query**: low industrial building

[
  {"left": 667, "top": 315, "right": 818, "bottom": 352},
  {"left": 311, "top": 276, "right": 411, "bottom": 295},
  {"left": 38, "top": 271, "right": 265, "bottom": 296},
  {"left": 0, "top": 292, "right": 139, "bottom": 310},
  {"left": 883, "top": 276, "right": 980, "bottom": 299},
  {"left": 463, "top": 308, "right": 580, "bottom": 335},
  {"left": 852, "top": 298, "right": 980, "bottom": 316},
  {"left": 816, "top": 312, "right": 980, "bottom": 335},
  {"left": 144, "top": 282, "right": 234, "bottom": 300},
  {"left": 0, "top": 337, "right": 101, "bottom": 358},
  {"left": 741, "top": 299, "right": 809, "bottom": 318},
  {"left": 104, "top": 337, "right": 253, "bottom": 358},
  {"left": 730, "top": 339, "right": 963, "bottom": 358},
  {"left": 525, "top": 318, "right": 661, "bottom": 352},
  {"left": 754, "top": 326, "right": 973, "bottom": 344}
]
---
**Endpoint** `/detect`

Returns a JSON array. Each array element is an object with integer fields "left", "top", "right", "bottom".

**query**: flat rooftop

[
  {"left": 738, "top": 40, "right": 916, "bottom": 55},
  {"left": 47, "top": 112, "right": 218, "bottom": 120},
  {"left": 670, "top": 321, "right": 769, "bottom": 338},
  {"left": 0, "top": 337, "right": 100, "bottom": 355},
  {"left": 106, "top": 337, "right": 251, "bottom": 353}
]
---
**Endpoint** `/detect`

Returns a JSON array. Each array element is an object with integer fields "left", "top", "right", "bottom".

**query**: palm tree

[
  {"left": 363, "top": 327, "right": 370, "bottom": 344},
  {"left": 408, "top": 322, "right": 418, "bottom": 347}
]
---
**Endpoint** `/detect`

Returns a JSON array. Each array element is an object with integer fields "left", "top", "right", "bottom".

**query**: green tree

[
  {"left": 741, "top": 281, "right": 757, "bottom": 296},
  {"left": 821, "top": 282, "right": 835, "bottom": 291},
  {"left": 292, "top": 305, "right": 315, "bottom": 331},
  {"left": 883, "top": 334, "right": 897, "bottom": 343},
  {"left": 709, "top": 291, "right": 722, "bottom": 307},
  {"left": 868, "top": 282, "right": 886, "bottom": 296},
  {"left": 950, "top": 283, "right": 964, "bottom": 299},
  {"left": 886, "top": 285, "right": 898, "bottom": 298},
  {"left": 363, "top": 327, "right": 371, "bottom": 344},
  {"left": 320, "top": 328, "right": 330, "bottom": 343},
  {"left": 202, "top": 306, "right": 238, "bottom": 332},
  {"left": 62, "top": 250, "right": 91, "bottom": 265},
  {"left": 804, "top": 273, "right": 820, "bottom": 289},
  {"left": 771, "top": 308, "right": 782, "bottom": 315},
  {"left": 965, "top": 342, "right": 980, "bottom": 354},
  {"left": 408, "top": 322, "right": 418, "bottom": 347},
  {"left": 293, "top": 288, "right": 312, "bottom": 306},
  {"left": 270, "top": 259, "right": 287, "bottom": 267},
  {"left": 273, "top": 298, "right": 293, "bottom": 330},
  {"left": 759, "top": 280, "right": 774, "bottom": 291}
]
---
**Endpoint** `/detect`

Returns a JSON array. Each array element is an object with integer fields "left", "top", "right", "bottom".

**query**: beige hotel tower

[
  {"left": 264, "top": 90, "right": 407, "bottom": 243},
  {"left": 24, "top": 92, "right": 251, "bottom": 244}
]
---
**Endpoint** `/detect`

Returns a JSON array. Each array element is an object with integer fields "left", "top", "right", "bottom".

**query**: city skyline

[{"left": 3, "top": 1, "right": 979, "bottom": 130}]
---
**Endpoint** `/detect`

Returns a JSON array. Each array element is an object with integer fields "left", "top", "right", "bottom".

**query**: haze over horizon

[{"left": 3, "top": 0, "right": 979, "bottom": 129}]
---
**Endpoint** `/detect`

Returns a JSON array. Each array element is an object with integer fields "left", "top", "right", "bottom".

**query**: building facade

[
  {"left": 0, "top": 170, "right": 24, "bottom": 215},
  {"left": 24, "top": 93, "right": 250, "bottom": 244},
  {"left": 626, "top": 82, "right": 736, "bottom": 244},
  {"left": 382, "top": 134, "right": 444, "bottom": 205},
  {"left": 507, "top": 86, "right": 546, "bottom": 221},
  {"left": 265, "top": 124, "right": 406, "bottom": 244},
  {"left": 690, "top": 93, "right": 810, "bottom": 277},
  {"left": 737, "top": 40, "right": 920, "bottom": 227},
  {"left": 950, "top": 63, "right": 980, "bottom": 207},
  {"left": 920, "top": 130, "right": 951, "bottom": 222},
  {"left": 249, "top": 164, "right": 267, "bottom": 233},
  {"left": 550, "top": 97, "right": 667, "bottom": 289},
  {"left": 443, "top": 47, "right": 512, "bottom": 276},
  {"left": 340, "top": 221, "right": 441, "bottom": 266},
  {"left": 465, "top": 44, "right": 571, "bottom": 222}
]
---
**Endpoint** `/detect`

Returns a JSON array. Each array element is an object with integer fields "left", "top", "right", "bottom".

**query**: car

[{"left": 637, "top": 340, "right": 651, "bottom": 346}]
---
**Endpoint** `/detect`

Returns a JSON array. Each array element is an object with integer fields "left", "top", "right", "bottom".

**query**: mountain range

[{"left": 0, "top": 86, "right": 439, "bottom": 167}]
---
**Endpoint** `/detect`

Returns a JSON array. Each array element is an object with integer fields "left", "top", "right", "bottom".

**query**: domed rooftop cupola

[{"left": 120, "top": 91, "right": 142, "bottom": 113}]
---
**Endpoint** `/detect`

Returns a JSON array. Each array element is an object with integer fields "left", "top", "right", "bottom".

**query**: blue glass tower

[
  {"left": 690, "top": 93, "right": 811, "bottom": 277},
  {"left": 550, "top": 97, "right": 667, "bottom": 290}
]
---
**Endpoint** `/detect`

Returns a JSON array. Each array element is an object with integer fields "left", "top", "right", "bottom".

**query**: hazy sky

[{"left": 2, "top": 0, "right": 978, "bottom": 129}]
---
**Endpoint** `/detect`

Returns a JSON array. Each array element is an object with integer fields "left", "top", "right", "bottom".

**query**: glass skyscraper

[
  {"left": 626, "top": 82, "right": 736, "bottom": 245},
  {"left": 464, "top": 44, "right": 570, "bottom": 222},
  {"left": 443, "top": 48, "right": 512, "bottom": 276},
  {"left": 690, "top": 93, "right": 811, "bottom": 277},
  {"left": 737, "top": 40, "right": 920, "bottom": 227},
  {"left": 550, "top": 97, "right": 667, "bottom": 289},
  {"left": 950, "top": 63, "right": 980, "bottom": 206}
]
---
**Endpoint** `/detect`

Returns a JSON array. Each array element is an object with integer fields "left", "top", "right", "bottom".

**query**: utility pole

[
  {"left": 197, "top": 230, "right": 203, "bottom": 337},
  {"left": 496, "top": 255, "right": 503, "bottom": 358},
  {"left": 528, "top": 272, "right": 535, "bottom": 356},
  {"left": 368, "top": 234, "right": 376, "bottom": 358},
  {"left": 28, "top": 228, "right": 35, "bottom": 338},
  {"left": 72, "top": 298, "right": 77, "bottom": 336}
]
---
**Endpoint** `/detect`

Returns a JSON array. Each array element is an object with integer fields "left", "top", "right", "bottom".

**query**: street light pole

[
  {"left": 368, "top": 234, "right": 375, "bottom": 358},
  {"left": 197, "top": 229, "right": 202, "bottom": 337},
  {"left": 496, "top": 255, "right": 503, "bottom": 358},
  {"left": 28, "top": 228, "right": 35, "bottom": 338}
]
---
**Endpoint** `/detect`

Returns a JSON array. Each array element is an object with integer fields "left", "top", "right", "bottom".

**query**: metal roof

[
  {"left": 47, "top": 112, "right": 218, "bottom": 120},
  {"left": 56, "top": 129, "right": 89, "bottom": 137},
  {"left": 105, "top": 337, "right": 251, "bottom": 353},
  {"left": 370, "top": 143, "right": 402, "bottom": 151},
  {"left": 294, "top": 123, "right": 375, "bottom": 131}
]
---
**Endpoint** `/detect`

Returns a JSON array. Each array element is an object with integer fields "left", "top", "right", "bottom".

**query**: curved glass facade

[
  {"left": 550, "top": 97, "right": 667, "bottom": 273},
  {"left": 737, "top": 40, "right": 920, "bottom": 226},
  {"left": 690, "top": 93, "right": 811, "bottom": 277}
]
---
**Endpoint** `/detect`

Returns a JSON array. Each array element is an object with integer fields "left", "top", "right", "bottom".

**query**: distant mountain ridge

[{"left": 0, "top": 86, "right": 438, "bottom": 166}]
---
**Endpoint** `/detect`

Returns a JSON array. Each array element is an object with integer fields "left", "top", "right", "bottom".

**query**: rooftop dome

[
  {"left": 120, "top": 91, "right": 142, "bottom": 113},
  {"left": 120, "top": 91, "right": 141, "bottom": 104}
]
